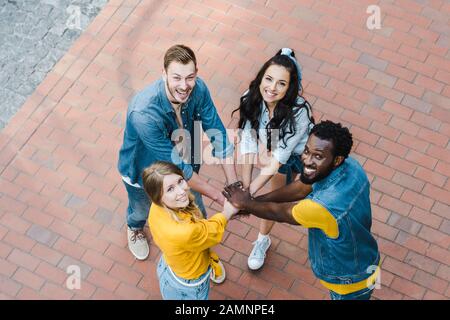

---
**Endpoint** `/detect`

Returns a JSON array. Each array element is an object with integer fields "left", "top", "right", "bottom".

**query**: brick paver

[{"left": 0, "top": 0, "right": 449, "bottom": 300}]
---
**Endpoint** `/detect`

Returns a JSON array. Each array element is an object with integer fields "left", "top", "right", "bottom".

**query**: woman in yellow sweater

[{"left": 142, "top": 161, "right": 238, "bottom": 300}]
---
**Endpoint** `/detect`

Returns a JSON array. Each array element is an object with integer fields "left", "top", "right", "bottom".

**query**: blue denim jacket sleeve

[
  {"left": 130, "top": 111, "right": 194, "bottom": 180},
  {"left": 197, "top": 80, "right": 234, "bottom": 159}
]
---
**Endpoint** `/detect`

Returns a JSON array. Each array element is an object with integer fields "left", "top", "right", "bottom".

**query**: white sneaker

[
  {"left": 247, "top": 236, "right": 271, "bottom": 270},
  {"left": 127, "top": 227, "right": 149, "bottom": 260},
  {"left": 210, "top": 259, "right": 226, "bottom": 284}
]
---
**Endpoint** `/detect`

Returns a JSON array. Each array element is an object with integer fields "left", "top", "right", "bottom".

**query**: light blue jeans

[
  {"left": 124, "top": 181, "right": 207, "bottom": 229},
  {"left": 157, "top": 255, "right": 211, "bottom": 300}
]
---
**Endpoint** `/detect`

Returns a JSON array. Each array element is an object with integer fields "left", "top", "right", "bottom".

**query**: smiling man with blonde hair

[{"left": 118, "top": 44, "right": 238, "bottom": 262}]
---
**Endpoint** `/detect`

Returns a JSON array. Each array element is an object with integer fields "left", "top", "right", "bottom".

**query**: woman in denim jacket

[{"left": 233, "top": 48, "right": 314, "bottom": 271}]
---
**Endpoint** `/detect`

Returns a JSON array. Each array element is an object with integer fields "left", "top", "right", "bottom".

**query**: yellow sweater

[
  {"left": 292, "top": 199, "right": 380, "bottom": 295},
  {"left": 148, "top": 203, "right": 227, "bottom": 280}
]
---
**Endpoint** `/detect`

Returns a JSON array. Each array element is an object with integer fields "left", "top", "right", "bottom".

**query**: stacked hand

[
  {"left": 225, "top": 181, "right": 244, "bottom": 190},
  {"left": 222, "top": 199, "right": 239, "bottom": 218},
  {"left": 222, "top": 181, "right": 253, "bottom": 218},
  {"left": 216, "top": 181, "right": 244, "bottom": 207},
  {"left": 222, "top": 181, "right": 251, "bottom": 219}
]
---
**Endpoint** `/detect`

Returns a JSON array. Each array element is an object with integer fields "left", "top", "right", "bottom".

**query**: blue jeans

[
  {"left": 329, "top": 286, "right": 374, "bottom": 300},
  {"left": 278, "top": 154, "right": 303, "bottom": 184},
  {"left": 157, "top": 255, "right": 210, "bottom": 300},
  {"left": 124, "top": 182, "right": 207, "bottom": 229}
]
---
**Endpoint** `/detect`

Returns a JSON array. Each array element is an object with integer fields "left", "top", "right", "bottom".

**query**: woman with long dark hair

[{"left": 233, "top": 48, "right": 314, "bottom": 271}]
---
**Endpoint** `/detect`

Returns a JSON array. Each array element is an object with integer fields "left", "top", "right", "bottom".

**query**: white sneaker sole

[
  {"left": 247, "top": 239, "right": 271, "bottom": 270},
  {"left": 248, "top": 261, "right": 264, "bottom": 271},
  {"left": 210, "top": 260, "right": 226, "bottom": 284},
  {"left": 128, "top": 244, "right": 149, "bottom": 260}
]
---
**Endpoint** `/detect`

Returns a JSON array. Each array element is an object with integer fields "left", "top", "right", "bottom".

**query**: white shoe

[
  {"left": 127, "top": 227, "right": 149, "bottom": 260},
  {"left": 210, "top": 260, "right": 226, "bottom": 284},
  {"left": 247, "top": 236, "right": 271, "bottom": 270}
]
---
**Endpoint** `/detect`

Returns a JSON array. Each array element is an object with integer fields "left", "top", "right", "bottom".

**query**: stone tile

[{"left": 26, "top": 224, "right": 59, "bottom": 247}]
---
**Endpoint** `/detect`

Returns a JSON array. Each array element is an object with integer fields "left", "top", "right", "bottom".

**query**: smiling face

[
  {"left": 300, "top": 134, "right": 343, "bottom": 184},
  {"left": 163, "top": 61, "right": 197, "bottom": 105},
  {"left": 161, "top": 173, "right": 190, "bottom": 210},
  {"left": 259, "top": 64, "right": 290, "bottom": 108}
]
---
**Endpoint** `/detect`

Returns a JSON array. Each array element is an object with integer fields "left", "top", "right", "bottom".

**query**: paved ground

[
  {"left": 0, "top": 0, "right": 108, "bottom": 129},
  {"left": 0, "top": 0, "right": 449, "bottom": 300}
]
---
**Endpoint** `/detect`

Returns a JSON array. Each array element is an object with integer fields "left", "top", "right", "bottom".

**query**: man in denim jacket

[
  {"left": 118, "top": 45, "right": 237, "bottom": 261},
  {"left": 224, "top": 121, "right": 380, "bottom": 300}
]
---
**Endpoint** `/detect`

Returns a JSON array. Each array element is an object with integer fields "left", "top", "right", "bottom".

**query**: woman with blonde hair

[{"left": 142, "top": 161, "right": 238, "bottom": 300}]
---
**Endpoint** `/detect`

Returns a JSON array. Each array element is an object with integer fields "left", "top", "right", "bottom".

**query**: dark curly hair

[
  {"left": 310, "top": 121, "right": 353, "bottom": 158},
  {"left": 232, "top": 49, "right": 313, "bottom": 148}
]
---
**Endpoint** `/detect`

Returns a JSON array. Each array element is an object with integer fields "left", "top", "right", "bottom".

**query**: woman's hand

[
  {"left": 248, "top": 183, "right": 256, "bottom": 197},
  {"left": 222, "top": 199, "right": 239, "bottom": 220},
  {"left": 215, "top": 191, "right": 225, "bottom": 207}
]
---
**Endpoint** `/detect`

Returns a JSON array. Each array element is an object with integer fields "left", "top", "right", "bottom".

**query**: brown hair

[
  {"left": 163, "top": 44, "right": 197, "bottom": 71},
  {"left": 142, "top": 161, "right": 202, "bottom": 221}
]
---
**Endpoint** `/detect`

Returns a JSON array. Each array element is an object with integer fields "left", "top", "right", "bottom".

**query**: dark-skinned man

[{"left": 224, "top": 121, "right": 380, "bottom": 300}]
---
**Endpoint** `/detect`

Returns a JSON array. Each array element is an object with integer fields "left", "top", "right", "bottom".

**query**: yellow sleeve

[
  {"left": 179, "top": 213, "right": 228, "bottom": 252},
  {"left": 291, "top": 199, "right": 339, "bottom": 239}
]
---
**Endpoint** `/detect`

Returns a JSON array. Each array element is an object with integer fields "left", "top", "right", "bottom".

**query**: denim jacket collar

[
  {"left": 157, "top": 79, "right": 175, "bottom": 115},
  {"left": 313, "top": 159, "right": 347, "bottom": 191},
  {"left": 157, "top": 78, "right": 194, "bottom": 115}
]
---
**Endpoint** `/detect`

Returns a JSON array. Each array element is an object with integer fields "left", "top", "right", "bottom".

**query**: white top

[{"left": 239, "top": 97, "right": 313, "bottom": 164}]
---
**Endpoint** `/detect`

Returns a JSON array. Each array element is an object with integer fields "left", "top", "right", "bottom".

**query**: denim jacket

[
  {"left": 118, "top": 77, "right": 234, "bottom": 187},
  {"left": 306, "top": 156, "right": 380, "bottom": 284}
]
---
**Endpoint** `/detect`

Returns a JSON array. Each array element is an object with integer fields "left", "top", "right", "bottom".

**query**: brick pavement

[{"left": 0, "top": 0, "right": 449, "bottom": 300}]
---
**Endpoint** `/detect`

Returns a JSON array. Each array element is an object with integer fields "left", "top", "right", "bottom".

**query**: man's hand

[
  {"left": 225, "top": 180, "right": 244, "bottom": 189},
  {"left": 234, "top": 209, "right": 251, "bottom": 219},
  {"left": 222, "top": 184, "right": 252, "bottom": 210}
]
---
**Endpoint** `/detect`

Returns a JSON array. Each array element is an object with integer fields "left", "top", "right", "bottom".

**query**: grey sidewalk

[{"left": 0, "top": 0, "right": 108, "bottom": 129}]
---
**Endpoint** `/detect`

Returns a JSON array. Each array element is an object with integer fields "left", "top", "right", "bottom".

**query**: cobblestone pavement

[{"left": 0, "top": 0, "right": 108, "bottom": 129}]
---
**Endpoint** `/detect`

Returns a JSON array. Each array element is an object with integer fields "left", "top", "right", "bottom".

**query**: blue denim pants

[
  {"left": 278, "top": 154, "right": 303, "bottom": 184},
  {"left": 123, "top": 181, "right": 207, "bottom": 229},
  {"left": 157, "top": 255, "right": 211, "bottom": 300},
  {"left": 329, "top": 286, "right": 374, "bottom": 300}
]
